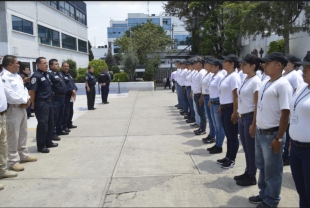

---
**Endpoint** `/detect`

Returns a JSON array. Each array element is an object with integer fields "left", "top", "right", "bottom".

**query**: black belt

[
  {"left": 54, "top": 94, "right": 65, "bottom": 97},
  {"left": 238, "top": 111, "right": 254, "bottom": 118},
  {"left": 292, "top": 139, "right": 310, "bottom": 148},
  {"left": 194, "top": 93, "right": 201, "bottom": 96},
  {"left": 220, "top": 103, "right": 233, "bottom": 109},
  {"left": 210, "top": 100, "right": 220, "bottom": 105},
  {"left": 0, "top": 110, "right": 7, "bottom": 115},
  {"left": 203, "top": 94, "right": 209, "bottom": 96},
  {"left": 258, "top": 126, "right": 279, "bottom": 135}
]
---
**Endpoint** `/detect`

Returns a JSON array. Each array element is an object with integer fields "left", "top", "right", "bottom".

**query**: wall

[{"left": 290, "top": 31, "right": 310, "bottom": 59}]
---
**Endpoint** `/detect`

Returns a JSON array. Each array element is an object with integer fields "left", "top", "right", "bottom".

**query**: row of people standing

[{"left": 173, "top": 51, "right": 309, "bottom": 208}]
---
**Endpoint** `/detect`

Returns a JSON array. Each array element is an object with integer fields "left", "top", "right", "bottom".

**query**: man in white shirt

[
  {"left": 179, "top": 61, "right": 189, "bottom": 116},
  {"left": 1, "top": 55, "right": 37, "bottom": 172},
  {"left": 249, "top": 52, "right": 292, "bottom": 208},
  {"left": 185, "top": 61, "right": 196, "bottom": 123},
  {"left": 174, "top": 61, "right": 181, "bottom": 108},
  {"left": 170, "top": 69, "right": 177, "bottom": 93}
]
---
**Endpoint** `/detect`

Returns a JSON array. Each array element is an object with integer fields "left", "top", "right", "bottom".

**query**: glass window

[
  {"left": 59, "top": 1, "right": 75, "bottom": 19},
  {"left": 78, "top": 39, "right": 87, "bottom": 53},
  {"left": 62, "top": 33, "right": 77, "bottom": 50},
  {"left": 38, "top": 25, "right": 60, "bottom": 47},
  {"left": 75, "top": 9, "right": 86, "bottom": 25},
  {"left": 12, "top": 15, "right": 33, "bottom": 35},
  {"left": 50, "top": 1, "right": 57, "bottom": 9}
]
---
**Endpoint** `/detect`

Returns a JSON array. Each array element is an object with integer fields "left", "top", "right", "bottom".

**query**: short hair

[
  {"left": 2, "top": 55, "right": 17, "bottom": 67},
  {"left": 36, "top": 57, "right": 46, "bottom": 64},
  {"left": 88, "top": 66, "right": 93, "bottom": 70},
  {"left": 62, "top": 61, "right": 69, "bottom": 67},
  {"left": 49, "top": 59, "right": 58, "bottom": 67},
  {"left": 24, "top": 65, "right": 30, "bottom": 69}
]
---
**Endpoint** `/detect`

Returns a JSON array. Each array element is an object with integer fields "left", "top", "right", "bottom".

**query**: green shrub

[
  {"left": 78, "top": 67, "right": 87, "bottom": 76},
  {"left": 63, "top": 59, "right": 77, "bottom": 79},
  {"left": 74, "top": 67, "right": 87, "bottom": 83},
  {"left": 267, "top": 39, "right": 285, "bottom": 54},
  {"left": 110, "top": 65, "right": 120, "bottom": 74},
  {"left": 114, "top": 72, "right": 129, "bottom": 82},
  {"left": 88, "top": 59, "right": 108, "bottom": 77},
  {"left": 142, "top": 72, "right": 153, "bottom": 81}
]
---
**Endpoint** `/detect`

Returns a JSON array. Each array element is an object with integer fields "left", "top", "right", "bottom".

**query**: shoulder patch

[
  {"left": 85, "top": 75, "right": 88, "bottom": 80},
  {"left": 31, "top": 77, "right": 36, "bottom": 84}
]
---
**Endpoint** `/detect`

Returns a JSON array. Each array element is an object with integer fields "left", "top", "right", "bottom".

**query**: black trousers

[
  {"left": 172, "top": 81, "right": 175, "bottom": 92},
  {"left": 52, "top": 96, "right": 65, "bottom": 134},
  {"left": 34, "top": 101, "right": 54, "bottom": 149},
  {"left": 164, "top": 81, "right": 171, "bottom": 89},
  {"left": 63, "top": 94, "right": 74, "bottom": 129},
  {"left": 101, "top": 85, "right": 109, "bottom": 103},
  {"left": 86, "top": 86, "right": 96, "bottom": 109}
]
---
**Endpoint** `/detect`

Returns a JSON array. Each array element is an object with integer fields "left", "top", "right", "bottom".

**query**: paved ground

[{"left": 0, "top": 89, "right": 298, "bottom": 207}]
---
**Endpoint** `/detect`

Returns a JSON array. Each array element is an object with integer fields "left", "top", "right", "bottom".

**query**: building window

[
  {"left": 12, "top": 15, "right": 33, "bottom": 35},
  {"left": 112, "top": 24, "right": 127, "bottom": 27},
  {"left": 38, "top": 25, "right": 60, "bottom": 47},
  {"left": 43, "top": 1, "right": 57, "bottom": 9},
  {"left": 78, "top": 39, "right": 87, "bottom": 53},
  {"left": 59, "top": 1, "right": 75, "bottom": 19},
  {"left": 76, "top": 9, "right": 86, "bottom": 25},
  {"left": 62, "top": 33, "right": 77, "bottom": 50}
]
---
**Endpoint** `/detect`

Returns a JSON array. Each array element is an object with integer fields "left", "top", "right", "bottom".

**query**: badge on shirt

[
  {"left": 85, "top": 76, "right": 88, "bottom": 80},
  {"left": 290, "top": 116, "right": 298, "bottom": 124},
  {"left": 55, "top": 76, "right": 59, "bottom": 78},
  {"left": 65, "top": 77, "right": 68, "bottom": 79},
  {"left": 31, "top": 78, "right": 36, "bottom": 84},
  {"left": 41, "top": 77, "right": 46, "bottom": 81}
]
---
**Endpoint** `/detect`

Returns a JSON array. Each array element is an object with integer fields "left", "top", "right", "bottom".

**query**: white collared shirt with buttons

[
  {"left": 175, "top": 68, "right": 181, "bottom": 84},
  {"left": 178, "top": 68, "right": 188, "bottom": 86},
  {"left": 1, "top": 69, "right": 30, "bottom": 104},
  {"left": 0, "top": 75, "right": 8, "bottom": 112},
  {"left": 185, "top": 70, "right": 195, "bottom": 87},
  {"left": 192, "top": 69, "right": 207, "bottom": 94}
]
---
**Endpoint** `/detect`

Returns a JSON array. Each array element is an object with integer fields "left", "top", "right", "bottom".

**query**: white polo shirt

[
  {"left": 209, "top": 72, "right": 224, "bottom": 99},
  {"left": 282, "top": 70, "right": 303, "bottom": 92},
  {"left": 176, "top": 68, "right": 181, "bottom": 83},
  {"left": 219, "top": 72, "right": 241, "bottom": 104},
  {"left": 237, "top": 75, "right": 261, "bottom": 114},
  {"left": 192, "top": 69, "right": 207, "bottom": 94},
  {"left": 190, "top": 70, "right": 198, "bottom": 88},
  {"left": 289, "top": 83, "right": 310, "bottom": 142},
  {"left": 178, "top": 68, "right": 188, "bottom": 86},
  {"left": 201, "top": 72, "right": 213, "bottom": 95},
  {"left": 185, "top": 70, "right": 195, "bottom": 87},
  {"left": 256, "top": 77, "right": 292, "bottom": 129},
  {"left": 0, "top": 75, "right": 7, "bottom": 112}
]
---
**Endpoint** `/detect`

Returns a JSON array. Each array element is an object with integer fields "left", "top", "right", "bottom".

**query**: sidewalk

[{"left": 0, "top": 89, "right": 298, "bottom": 207}]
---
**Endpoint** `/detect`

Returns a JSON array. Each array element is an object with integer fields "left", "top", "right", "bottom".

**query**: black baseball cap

[
  {"left": 196, "top": 58, "right": 205, "bottom": 65},
  {"left": 174, "top": 60, "right": 180, "bottom": 64},
  {"left": 239, "top": 54, "right": 259, "bottom": 64},
  {"left": 222, "top": 54, "right": 239, "bottom": 62},
  {"left": 286, "top": 54, "right": 301, "bottom": 64},
  {"left": 260, "top": 52, "right": 288, "bottom": 66},
  {"left": 209, "top": 59, "right": 222, "bottom": 70},
  {"left": 294, "top": 51, "right": 310, "bottom": 66}
]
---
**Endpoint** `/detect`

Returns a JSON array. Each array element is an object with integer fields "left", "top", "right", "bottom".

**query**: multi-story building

[{"left": 0, "top": 1, "right": 89, "bottom": 73}]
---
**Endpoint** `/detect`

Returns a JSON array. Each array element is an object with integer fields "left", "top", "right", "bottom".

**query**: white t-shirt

[
  {"left": 219, "top": 72, "right": 241, "bottom": 104},
  {"left": 176, "top": 68, "right": 181, "bottom": 83},
  {"left": 209, "top": 72, "right": 224, "bottom": 99},
  {"left": 237, "top": 75, "right": 261, "bottom": 114},
  {"left": 185, "top": 70, "right": 195, "bottom": 86},
  {"left": 238, "top": 70, "right": 247, "bottom": 82},
  {"left": 256, "top": 77, "right": 293, "bottom": 129},
  {"left": 289, "top": 83, "right": 310, "bottom": 142},
  {"left": 178, "top": 69, "right": 188, "bottom": 86},
  {"left": 260, "top": 72, "right": 270, "bottom": 82},
  {"left": 201, "top": 72, "right": 213, "bottom": 94},
  {"left": 282, "top": 70, "right": 303, "bottom": 92},
  {"left": 192, "top": 69, "right": 207, "bottom": 94},
  {"left": 221, "top": 70, "right": 227, "bottom": 76},
  {"left": 190, "top": 70, "right": 198, "bottom": 88},
  {"left": 297, "top": 69, "right": 303, "bottom": 76},
  {"left": 0, "top": 75, "right": 8, "bottom": 112}
]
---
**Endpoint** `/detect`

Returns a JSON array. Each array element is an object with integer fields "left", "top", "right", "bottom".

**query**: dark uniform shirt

[
  {"left": 60, "top": 71, "right": 78, "bottom": 95},
  {"left": 47, "top": 69, "right": 67, "bottom": 95},
  {"left": 28, "top": 69, "right": 53, "bottom": 101},
  {"left": 98, "top": 72, "right": 111, "bottom": 85},
  {"left": 85, "top": 72, "right": 96, "bottom": 87}
]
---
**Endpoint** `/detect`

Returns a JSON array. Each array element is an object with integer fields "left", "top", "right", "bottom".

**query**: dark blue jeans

[
  {"left": 52, "top": 96, "right": 65, "bottom": 135},
  {"left": 290, "top": 141, "right": 310, "bottom": 208},
  {"left": 186, "top": 86, "right": 195, "bottom": 120},
  {"left": 176, "top": 83, "right": 183, "bottom": 109},
  {"left": 255, "top": 129, "right": 285, "bottom": 207},
  {"left": 194, "top": 94, "right": 206, "bottom": 131},
  {"left": 204, "top": 95, "right": 215, "bottom": 138},
  {"left": 282, "top": 124, "right": 291, "bottom": 160},
  {"left": 221, "top": 105, "right": 239, "bottom": 161},
  {"left": 210, "top": 98, "right": 225, "bottom": 147},
  {"left": 182, "top": 86, "right": 190, "bottom": 113},
  {"left": 238, "top": 114, "right": 256, "bottom": 177}
]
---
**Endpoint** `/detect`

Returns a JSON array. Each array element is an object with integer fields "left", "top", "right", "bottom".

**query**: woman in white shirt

[
  {"left": 217, "top": 54, "right": 241, "bottom": 169},
  {"left": 234, "top": 54, "right": 262, "bottom": 186},
  {"left": 289, "top": 51, "right": 310, "bottom": 208}
]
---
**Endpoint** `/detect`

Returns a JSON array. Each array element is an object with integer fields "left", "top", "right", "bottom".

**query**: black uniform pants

[
  {"left": 172, "top": 81, "right": 175, "bottom": 92},
  {"left": 86, "top": 85, "right": 96, "bottom": 109},
  {"left": 101, "top": 85, "right": 109, "bottom": 103},
  {"left": 52, "top": 96, "right": 65, "bottom": 134},
  {"left": 164, "top": 81, "right": 171, "bottom": 89},
  {"left": 63, "top": 94, "right": 74, "bottom": 129},
  {"left": 34, "top": 101, "right": 54, "bottom": 149}
]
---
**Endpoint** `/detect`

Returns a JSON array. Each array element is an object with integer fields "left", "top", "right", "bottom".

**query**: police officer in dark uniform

[
  {"left": 21, "top": 66, "right": 33, "bottom": 118},
  {"left": 98, "top": 68, "right": 111, "bottom": 104},
  {"left": 60, "top": 62, "right": 78, "bottom": 131},
  {"left": 85, "top": 66, "right": 97, "bottom": 110},
  {"left": 28, "top": 57, "right": 58, "bottom": 153},
  {"left": 48, "top": 59, "right": 69, "bottom": 141}
]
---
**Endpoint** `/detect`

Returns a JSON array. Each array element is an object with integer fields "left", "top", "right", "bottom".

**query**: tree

[
  {"left": 121, "top": 49, "right": 138, "bottom": 81},
  {"left": 143, "top": 54, "right": 161, "bottom": 81},
  {"left": 267, "top": 39, "right": 285, "bottom": 54},
  {"left": 63, "top": 59, "right": 77, "bottom": 79},
  {"left": 113, "top": 53, "right": 122, "bottom": 65},
  {"left": 88, "top": 59, "right": 108, "bottom": 77},
  {"left": 240, "top": 1, "right": 310, "bottom": 54},
  {"left": 110, "top": 65, "right": 120, "bottom": 74},
  {"left": 88, "top": 40, "right": 94, "bottom": 61},
  {"left": 105, "top": 48, "right": 116, "bottom": 69}
]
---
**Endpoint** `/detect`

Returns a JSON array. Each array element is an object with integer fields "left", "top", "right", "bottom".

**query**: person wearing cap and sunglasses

[
  {"left": 289, "top": 51, "right": 310, "bottom": 208},
  {"left": 216, "top": 54, "right": 241, "bottom": 169},
  {"left": 207, "top": 59, "right": 226, "bottom": 154},
  {"left": 249, "top": 52, "right": 292, "bottom": 208},
  {"left": 234, "top": 54, "right": 262, "bottom": 186}
]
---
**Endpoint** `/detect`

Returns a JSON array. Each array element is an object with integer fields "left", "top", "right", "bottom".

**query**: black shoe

[
  {"left": 28, "top": 115, "right": 34, "bottom": 117},
  {"left": 234, "top": 172, "right": 248, "bottom": 181},
  {"left": 249, "top": 196, "right": 264, "bottom": 204},
  {"left": 221, "top": 159, "right": 235, "bottom": 169},
  {"left": 207, "top": 144, "right": 217, "bottom": 151},
  {"left": 38, "top": 147, "right": 50, "bottom": 153},
  {"left": 195, "top": 129, "right": 206, "bottom": 135},
  {"left": 89, "top": 108, "right": 95, "bottom": 110},
  {"left": 186, "top": 119, "right": 195, "bottom": 123},
  {"left": 64, "top": 128, "right": 71, "bottom": 133},
  {"left": 191, "top": 124, "right": 200, "bottom": 128},
  {"left": 52, "top": 136, "right": 61, "bottom": 141},
  {"left": 203, "top": 137, "right": 215, "bottom": 144},
  {"left": 194, "top": 128, "right": 201, "bottom": 133},
  {"left": 256, "top": 202, "right": 272, "bottom": 208},
  {"left": 177, "top": 107, "right": 182, "bottom": 109},
  {"left": 103, "top": 102, "right": 109, "bottom": 104},
  {"left": 236, "top": 176, "right": 257, "bottom": 186},
  {"left": 180, "top": 112, "right": 187, "bottom": 116},
  {"left": 175, "top": 104, "right": 179, "bottom": 107},
  {"left": 283, "top": 158, "right": 290, "bottom": 166},
  {"left": 57, "top": 131, "right": 69, "bottom": 135},
  {"left": 217, "top": 157, "right": 229, "bottom": 165},
  {"left": 209, "top": 146, "right": 222, "bottom": 154},
  {"left": 68, "top": 125, "right": 77, "bottom": 129},
  {"left": 46, "top": 143, "right": 58, "bottom": 148},
  {"left": 184, "top": 116, "right": 189, "bottom": 119}
]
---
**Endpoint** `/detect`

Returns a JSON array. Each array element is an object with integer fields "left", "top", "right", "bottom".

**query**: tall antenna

[{"left": 147, "top": 2, "right": 149, "bottom": 16}]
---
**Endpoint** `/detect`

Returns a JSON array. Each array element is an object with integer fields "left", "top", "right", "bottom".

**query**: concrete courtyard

[{"left": 0, "top": 89, "right": 298, "bottom": 207}]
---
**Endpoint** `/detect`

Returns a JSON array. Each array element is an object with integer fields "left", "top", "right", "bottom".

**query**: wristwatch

[{"left": 275, "top": 137, "right": 283, "bottom": 142}]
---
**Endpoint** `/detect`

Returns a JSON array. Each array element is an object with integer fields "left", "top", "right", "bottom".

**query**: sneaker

[
  {"left": 221, "top": 159, "right": 235, "bottom": 169},
  {"left": 236, "top": 176, "right": 257, "bottom": 186},
  {"left": 0, "top": 170, "right": 18, "bottom": 179},
  {"left": 194, "top": 128, "right": 201, "bottom": 133},
  {"left": 249, "top": 195, "right": 263, "bottom": 204},
  {"left": 186, "top": 119, "right": 195, "bottom": 123},
  {"left": 216, "top": 157, "right": 228, "bottom": 165},
  {"left": 234, "top": 171, "right": 248, "bottom": 181},
  {"left": 190, "top": 123, "right": 199, "bottom": 127},
  {"left": 207, "top": 144, "right": 217, "bottom": 151},
  {"left": 195, "top": 129, "right": 206, "bottom": 135},
  {"left": 209, "top": 146, "right": 222, "bottom": 154},
  {"left": 203, "top": 137, "right": 215, "bottom": 144},
  {"left": 10, "top": 163, "right": 24, "bottom": 172},
  {"left": 20, "top": 155, "right": 37, "bottom": 163},
  {"left": 256, "top": 202, "right": 272, "bottom": 208}
]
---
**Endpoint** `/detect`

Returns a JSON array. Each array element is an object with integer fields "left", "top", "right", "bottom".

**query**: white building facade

[{"left": 0, "top": 1, "right": 89, "bottom": 73}]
